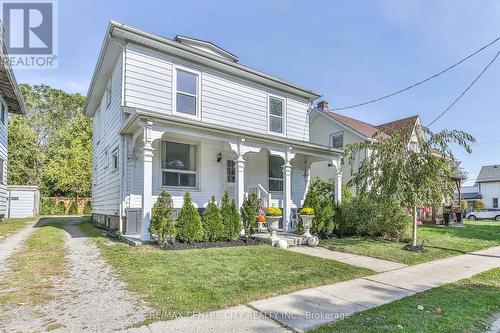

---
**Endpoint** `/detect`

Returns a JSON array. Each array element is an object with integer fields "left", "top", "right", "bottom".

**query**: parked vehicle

[{"left": 465, "top": 209, "right": 500, "bottom": 221}]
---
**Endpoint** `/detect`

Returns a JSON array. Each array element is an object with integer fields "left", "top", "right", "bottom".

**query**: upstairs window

[
  {"left": 329, "top": 132, "right": 343, "bottom": 149},
  {"left": 269, "top": 155, "right": 284, "bottom": 192},
  {"left": 175, "top": 68, "right": 199, "bottom": 117},
  {"left": 269, "top": 96, "right": 284, "bottom": 134},
  {"left": 111, "top": 149, "right": 119, "bottom": 171},
  {"left": 105, "top": 79, "right": 112, "bottom": 108},
  {"left": 162, "top": 141, "right": 197, "bottom": 188}
]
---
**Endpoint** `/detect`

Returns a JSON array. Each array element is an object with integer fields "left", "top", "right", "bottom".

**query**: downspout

[{"left": 109, "top": 35, "right": 127, "bottom": 233}]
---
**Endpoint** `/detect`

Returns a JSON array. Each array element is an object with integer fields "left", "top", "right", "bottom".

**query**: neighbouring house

[
  {"left": 475, "top": 165, "right": 500, "bottom": 209},
  {"left": 309, "top": 100, "right": 422, "bottom": 189},
  {"left": 459, "top": 185, "right": 482, "bottom": 212},
  {"left": 0, "top": 24, "right": 26, "bottom": 219},
  {"left": 84, "top": 21, "right": 343, "bottom": 241}
]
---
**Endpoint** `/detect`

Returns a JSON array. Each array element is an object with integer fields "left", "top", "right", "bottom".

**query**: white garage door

[{"left": 7, "top": 190, "right": 36, "bottom": 218}]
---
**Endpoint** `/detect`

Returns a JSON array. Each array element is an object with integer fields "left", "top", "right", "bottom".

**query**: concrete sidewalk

[
  {"left": 128, "top": 246, "right": 500, "bottom": 333},
  {"left": 288, "top": 246, "right": 408, "bottom": 272}
]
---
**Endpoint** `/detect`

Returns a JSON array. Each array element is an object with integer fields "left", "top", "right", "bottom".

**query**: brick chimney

[{"left": 317, "top": 100, "right": 329, "bottom": 111}]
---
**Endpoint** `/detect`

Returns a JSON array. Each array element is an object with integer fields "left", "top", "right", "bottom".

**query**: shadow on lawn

[{"left": 33, "top": 216, "right": 92, "bottom": 239}]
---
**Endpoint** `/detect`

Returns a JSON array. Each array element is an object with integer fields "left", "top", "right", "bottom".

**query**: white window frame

[
  {"left": 172, "top": 64, "right": 201, "bottom": 120},
  {"left": 105, "top": 79, "right": 112, "bottom": 109},
  {"left": 493, "top": 198, "right": 498, "bottom": 209},
  {"left": 226, "top": 159, "right": 236, "bottom": 184},
  {"left": 104, "top": 147, "right": 109, "bottom": 169},
  {"left": 160, "top": 139, "right": 200, "bottom": 190},
  {"left": 268, "top": 155, "right": 284, "bottom": 193},
  {"left": 329, "top": 131, "right": 344, "bottom": 149},
  {"left": 111, "top": 148, "right": 119, "bottom": 172},
  {"left": 267, "top": 94, "right": 286, "bottom": 136}
]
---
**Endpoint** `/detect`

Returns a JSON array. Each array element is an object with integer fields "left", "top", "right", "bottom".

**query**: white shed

[{"left": 7, "top": 186, "right": 40, "bottom": 218}]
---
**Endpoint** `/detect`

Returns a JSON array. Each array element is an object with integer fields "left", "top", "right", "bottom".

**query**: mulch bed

[{"left": 151, "top": 238, "right": 263, "bottom": 251}]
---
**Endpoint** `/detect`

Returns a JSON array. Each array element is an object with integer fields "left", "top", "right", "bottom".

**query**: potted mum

[
  {"left": 299, "top": 207, "right": 315, "bottom": 238},
  {"left": 265, "top": 207, "right": 282, "bottom": 241}
]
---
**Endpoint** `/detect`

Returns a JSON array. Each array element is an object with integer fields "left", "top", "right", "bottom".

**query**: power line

[
  {"left": 427, "top": 48, "right": 500, "bottom": 127},
  {"left": 328, "top": 35, "right": 500, "bottom": 112}
]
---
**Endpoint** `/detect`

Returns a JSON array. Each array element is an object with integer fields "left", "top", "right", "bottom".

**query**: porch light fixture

[{"left": 217, "top": 152, "right": 222, "bottom": 162}]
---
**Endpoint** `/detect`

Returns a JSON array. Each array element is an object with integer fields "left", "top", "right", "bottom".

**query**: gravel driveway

[{"left": 0, "top": 217, "right": 151, "bottom": 332}]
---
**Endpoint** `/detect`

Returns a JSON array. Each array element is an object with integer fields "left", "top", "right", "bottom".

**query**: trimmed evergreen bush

[
  {"left": 150, "top": 190, "right": 176, "bottom": 245},
  {"left": 221, "top": 191, "right": 241, "bottom": 240},
  {"left": 303, "top": 178, "right": 335, "bottom": 237},
  {"left": 83, "top": 200, "right": 92, "bottom": 214},
  {"left": 53, "top": 201, "right": 66, "bottom": 215},
  {"left": 67, "top": 200, "right": 79, "bottom": 215},
  {"left": 241, "top": 193, "right": 261, "bottom": 240},
  {"left": 202, "top": 196, "right": 225, "bottom": 241},
  {"left": 228, "top": 199, "right": 242, "bottom": 240},
  {"left": 175, "top": 192, "right": 203, "bottom": 243},
  {"left": 39, "top": 197, "right": 54, "bottom": 215}
]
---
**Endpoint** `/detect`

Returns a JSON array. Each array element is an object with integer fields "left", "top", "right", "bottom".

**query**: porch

[{"left": 119, "top": 113, "right": 343, "bottom": 241}]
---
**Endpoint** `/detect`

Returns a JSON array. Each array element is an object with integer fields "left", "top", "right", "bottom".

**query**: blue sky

[{"left": 14, "top": 0, "right": 500, "bottom": 185}]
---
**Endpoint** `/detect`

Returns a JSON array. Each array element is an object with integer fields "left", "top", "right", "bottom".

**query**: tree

[
  {"left": 149, "top": 190, "right": 176, "bottom": 245},
  {"left": 345, "top": 127, "right": 474, "bottom": 247},
  {"left": 473, "top": 199, "right": 486, "bottom": 211},
  {"left": 221, "top": 191, "right": 241, "bottom": 240},
  {"left": 201, "top": 196, "right": 225, "bottom": 241},
  {"left": 175, "top": 192, "right": 204, "bottom": 243},
  {"left": 7, "top": 115, "right": 42, "bottom": 185},
  {"left": 241, "top": 193, "right": 261, "bottom": 241},
  {"left": 303, "top": 178, "right": 335, "bottom": 237},
  {"left": 42, "top": 114, "right": 92, "bottom": 197}
]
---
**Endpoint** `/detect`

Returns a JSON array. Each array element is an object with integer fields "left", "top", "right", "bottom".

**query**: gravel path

[
  {"left": 0, "top": 220, "right": 37, "bottom": 273},
  {"left": 0, "top": 217, "right": 152, "bottom": 332}
]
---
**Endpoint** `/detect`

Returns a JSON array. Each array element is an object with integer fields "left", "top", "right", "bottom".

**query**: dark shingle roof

[{"left": 476, "top": 165, "right": 500, "bottom": 183}]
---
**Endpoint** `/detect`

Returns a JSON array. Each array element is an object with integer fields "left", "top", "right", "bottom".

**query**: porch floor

[{"left": 251, "top": 231, "right": 309, "bottom": 247}]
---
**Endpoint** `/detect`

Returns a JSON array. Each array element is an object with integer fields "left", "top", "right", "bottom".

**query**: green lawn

[
  {"left": 0, "top": 222, "right": 67, "bottom": 305},
  {"left": 321, "top": 220, "right": 500, "bottom": 265},
  {"left": 80, "top": 222, "right": 373, "bottom": 319},
  {"left": 309, "top": 268, "right": 500, "bottom": 333},
  {"left": 0, "top": 218, "right": 35, "bottom": 238}
]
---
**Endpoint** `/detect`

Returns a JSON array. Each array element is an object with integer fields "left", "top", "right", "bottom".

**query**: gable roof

[
  {"left": 476, "top": 165, "right": 500, "bottom": 183},
  {"left": 317, "top": 109, "right": 420, "bottom": 141},
  {"left": 174, "top": 35, "right": 239, "bottom": 62}
]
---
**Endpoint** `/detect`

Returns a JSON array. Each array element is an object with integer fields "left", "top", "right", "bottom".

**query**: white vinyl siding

[
  {"left": 123, "top": 44, "right": 310, "bottom": 141},
  {"left": 92, "top": 56, "right": 123, "bottom": 216},
  {"left": 0, "top": 94, "right": 7, "bottom": 216}
]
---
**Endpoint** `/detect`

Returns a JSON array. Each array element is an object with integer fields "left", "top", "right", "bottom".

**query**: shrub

[
  {"left": 221, "top": 191, "right": 241, "bottom": 240},
  {"left": 241, "top": 193, "right": 261, "bottom": 240},
  {"left": 53, "top": 201, "right": 66, "bottom": 215},
  {"left": 202, "top": 196, "right": 225, "bottom": 242},
  {"left": 175, "top": 192, "right": 203, "bottom": 243},
  {"left": 473, "top": 199, "right": 486, "bottom": 211},
  {"left": 303, "top": 178, "right": 335, "bottom": 237},
  {"left": 149, "top": 190, "right": 176, "bottom": 245},
  {"left": 336, "top": 194, "right": 411, "bottom": 241},
  {"left": 67, "top": 200, "right": 79, "bottom": 215},
  {"left": 83, "top": 200, "right": 92, "bottom": 214},
  {"left": 40, "top": 197, "right": 54, "bottom": 215},
  {"left": 460, "top": 200, "right": 468, "bottom": 214}
]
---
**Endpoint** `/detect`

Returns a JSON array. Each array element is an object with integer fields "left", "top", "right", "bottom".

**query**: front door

[{"left": 224, "top": 159, "right": 236, "bottom": 201}]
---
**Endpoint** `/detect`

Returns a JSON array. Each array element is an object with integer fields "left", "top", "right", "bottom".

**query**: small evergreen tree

[
  {"left": 220, "top": 191, "right": 234, "bottom": 240},
  {"left": 202, "top": 196, "right": 225, "bottom": 241},
  {"left": 241, "top": 193, "right": 261, "bottom": 241},
  {"left": 149, "top": 190, "right": 176, "bottom": 245},
  {"left": 83, "top": 200, "right": 92, "bottom": 214},
  {"left": 228, "top": 199, "right": 242, "bottom": 240},
  {"left": 175, "top": 192, "right": 203, "bottom": 243},
  {"left": 67, "top": 200, "right": 79, "bottom": 215},
  {"left": 303, "top": 178, "right": 335, "bottom": 237}
]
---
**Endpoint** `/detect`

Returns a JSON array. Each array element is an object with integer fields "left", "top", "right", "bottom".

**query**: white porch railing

[{"left": 247, "top": 184, "right": 272, "bottom": 209}]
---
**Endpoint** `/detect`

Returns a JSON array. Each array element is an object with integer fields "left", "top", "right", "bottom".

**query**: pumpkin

[{"left": 257, "top": 215, "right": 266, "bottom": 223}]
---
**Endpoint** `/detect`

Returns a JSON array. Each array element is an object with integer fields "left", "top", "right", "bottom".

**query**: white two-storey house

[
  {"left": 84, "top": 21, "right": 343, "bottom": 241},
  {"left": 0, "top": 31, "right": 26, "bottom": 218}
]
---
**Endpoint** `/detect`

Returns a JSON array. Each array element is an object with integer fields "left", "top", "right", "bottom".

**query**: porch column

[
  {"left": 235, "top": 155, "right": 246, "bottom": 210},
  {"left": 302, "top": 161, "right": 312, "bottom": 205},
  {"left": 282, "top": 148, "right": 295, "bottom": 232},
  {"left": 140, "top": 121, "right": 155, "bottom": 242},
  {"left": 334, "top": 171, "right": 342, "bottom": 204}
]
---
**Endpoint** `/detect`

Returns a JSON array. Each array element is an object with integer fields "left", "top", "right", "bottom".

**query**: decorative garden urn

[
  {"left": 300, "top": 214, "right": 315, "bottom": 238},
  {"left": 266, "top": 216, "right": 281, "bottom": 242}
]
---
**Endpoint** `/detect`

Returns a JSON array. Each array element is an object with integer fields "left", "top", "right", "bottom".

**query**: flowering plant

[
  {"left": 266, "top": 207, "right": 282, "bottom": 216},
  {"left": 300, "top": 207, "right": 315, "bottom": 215}
]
